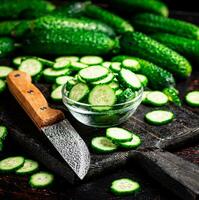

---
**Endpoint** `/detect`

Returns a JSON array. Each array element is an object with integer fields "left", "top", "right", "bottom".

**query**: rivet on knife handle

[{"left": 7, "top": 70, "right": 65, "bottom": 129}]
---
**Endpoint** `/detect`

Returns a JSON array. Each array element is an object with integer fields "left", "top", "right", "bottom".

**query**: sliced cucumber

[
  {"left": 185, "top": 91, "right": 199, "bottom": 107},
  {"left": 119, "top": 134, "right": 141, "bottom": 149},
  {"left": 91, "top": 136, "right": 117, "bottom": 153},
  {"left": 66, "top": 79, "right": 78, "bottom": 91},
  {"left": 91, "top": 73, "right": 114, "bottom": 85},
  {"left": 102, "top": 61, "right": 112, "bottom": 68},
  {"left": 142, "top": 91, "right": 151, "bottom": 104},
  {"left": 53, "top": 60, "right": 70, "bottom": 70},
  {"left": 80, "top": 56, "right": 103, "bottom": 65},
  {"left": 55, "top": 56, "right": 79, "bottom": 63},
  {"left": 0, "top": 66, "right": 13, "bottom": 79},
  {"left": 13, "top": 56, "right": 25, "bottom": 66},
  {"left": 111, "top": 178, "right": 140, "bottom": 196},
  {"left": 122, "top": 59, "right": 140, "bottom": 72},
  {"left": 115, "top": 88, "right": 123, "bottom": 97},
  {"left": 19, "top": 58, "right": 43, "bottom": 77},
  {"left": 70, "top": 62, "right": 88, "bottom": 71},
  {"left": 109, "top": 81, "right": 120, "bottom": 91},
  {"left": 29, "top": 172, "right": 54, "bottom": 188},
  {"left": 0, "top": 156, "right": 25, "bottom": 172},
  {"left": 117, "top": 88, "right": 135, "bottom": 103},
  {"left": 55, "top": 76, "right": 73, "bottom": 86},
  {"left": 88, "top": 85, "right": 116, "bottom": 111},
  {"left": 119, "top": 68, "right": 142, "bottom": 90},
  {"left": 110, "top": 62, "right": 121, "bottom": 73},
  {"left": 136, "top": 74, "right": 148, "bottom": 87},
  {"left": 106, "top": 127, "right": 132, "bottom": 142},
  {"left": 76, "top": 74, "right": 87, "bottom": 83},
  {"left": 51, "top": 85, "right": 63, "bottom": 102},
  {"left": 163, "top": 87, "right": 181, "bottom": 106},
  {"left": 16, "top": 159, "right": 39, "bottom": 175},
  {"left": 145, "top": 110, "right": 174, "bottom": 125},
  {"left": 146, "top": 91, "right": 168, "bottom": 106},
  {"left": 36, "top": 57, "right": 54, "bottom": 67},
  {"left": 79, "top": 66, "right": 109, "bottom": 82},
  {"left": 0, "top": 79, "right": 6, "bottom": 94},
  {"left": 69, "top": 83, "right": 89, "bottom": 102},
  {"left": 0, "top": 126, "right": 8, "bottom": 140}
]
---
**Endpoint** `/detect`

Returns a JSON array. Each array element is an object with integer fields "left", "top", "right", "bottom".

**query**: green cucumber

[
  {"left": 102, "top": 62, "right": 112, "bottom": 68},
  {"left": 70, "top": 62, "right": 88, "bottom": 71},
  {"left": 185, "top": 91, "right": 199, "bottom": 107},
  {"left": 115, "top": 88, "right": 123, "bottom": 97},
  {"left": 91, "top": 73, "right": 114, "bottom": 85},
  {"left": 66, "top": 79, "right": 78, "bottom": 91},
  {"left": 55, "top": 76, "right": 73, "bottom": 86},
  {"left": 0, "top": 141, "right": 3, "bottom": 151},
  {"left": 110, "top": 62, "right": 121, "bottom": 73},
  {"left": 136, "top": 74, "right": 148, "bottom": 87},
  {"left": 109, "top": 81, "right": 120, "bottom": 91},
  {"left": 55, "top": 56, "right": 79, "bottom": 63},
  {"left": 0, "top": 126, "right": 8, "bottom": 140},
  {"left": 0, "top": 79, "right": 6, "bottom": 94},
  {"left": 91, "top": 136, "right": 117, "bottom": 153},
  {"left": 0, "top": 37, "right": 15, "bottom": 58},
  {"left": 120, "top": 32, "right": 192, "bottom": 78},
  {"left": 119, "top": 134, "right": 141, "bottom": 149},
  {"left": 132, "top": 13, "right": 199, "bottom": 40},
  {"left": 16, "top": 159, "right": 39, "bottom": 175},
  {"left": 145, "top": 110, "right": 174, "bottom": 125},
  {"left": 163, "top": 87, "right": 182, "bottom": 106},
  {"left": 117, "top": 88, "right": 135, "bottom": 103},
  {"left": 0, "top": 66, "right": 14, "bottom": 79},
  {"left": 51, "top": 85, "right": 63, "bottom": 102},
  {"left": 13, "top": 56, "right": 25, "bottom": 66},
  {"left": 146, "top": 91, "right": 168, "bottom": 106},
  {"left": 142, "top": 91, "right": 151, "bottom": 104},
  {"left": 80, "top": 56, "right": 103, "bottom": 65},
  {"left": 122, "top": 59, "right": 140, "bottom": 72},
  {"left": 53, "top": 60, "right": 70, "bottom": 70}
]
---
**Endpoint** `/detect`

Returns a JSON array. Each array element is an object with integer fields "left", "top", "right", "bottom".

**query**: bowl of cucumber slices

[{"left": 62, "top": 64, "right": 143, "bottom": 127}]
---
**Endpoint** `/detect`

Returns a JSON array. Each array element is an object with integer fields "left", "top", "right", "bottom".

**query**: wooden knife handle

[{"left": 7, "top": 71, "right": 65, "bottom": 129}]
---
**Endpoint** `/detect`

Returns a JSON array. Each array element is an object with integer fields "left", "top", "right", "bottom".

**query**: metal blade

[{"left": 41, "top": 119, "right": 90, "bottom": 180}]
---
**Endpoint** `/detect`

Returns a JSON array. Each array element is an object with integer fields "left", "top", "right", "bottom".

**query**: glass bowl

[{"left": 62, "top": 85, "right": 143, "bottom": 128}]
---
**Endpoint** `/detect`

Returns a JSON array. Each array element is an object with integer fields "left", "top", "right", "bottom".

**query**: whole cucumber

[
  {"left": 0, "top": 37, "right": 15, "bottom": 57},
  {"left": 120, "top": 32, "right": 192, "bottom": 78}
]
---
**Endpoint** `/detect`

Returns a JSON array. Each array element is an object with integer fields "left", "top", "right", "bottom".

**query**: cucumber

[
  {"left": 66, "top": 79, "right": 78, "bottom": 91},
  {"left": 88, "top": 85, "right": 116, "bottom": 111},
  {"left": 91, "top": 73, "right": 114, "bottom": 85},
  {"left": 110, "top": 62, "right": 121, "bottom": 73},
  {"left": 51, "top": 85, "right": 63, "bottom": 102},
  {"left": 119, "top": 134, "right": 141, "bottom": 149},
  {"left": 91, "top": 136, "right": 117, "bottom": 153},
  {"left": 0, "top": 37, "right": 15, "bottom": 58},
  {"left": 0, "top": 21, "right": 21, "bottom": 36},
  {"left": 145, "top": 110, "right": 174, "bottom": 125},
  {"left": 69, "top": 83, "right": 89, "bottom": 102},
  {"left": 106, "top": 127, "right": 132, "bottom": 142},
  {"left": 13, "top": 56, "right": 25, "bottom": 66},
  {"left": 19, "top": 58, "right": 43, "bottom": 77},
  {"left": 79, "top": 66, "right": 109, "bottom": 82},
  {"left": 132, "top": 13, "right": 199, "bottom": 40},
  {"left": 83, "top": 3, "right": 134, "bottom": 34},
  {"left": 16, "top": 159, "right": 39, "bottom": 175},
  {"left": 55, "top": 56, "right": 79, "bottom": 63},
  {"left": 29, "top": 172, "right": 54, "bottom": 188},
  {"left": 80, "top": 56, "right": 103, "bottom": 65},
  {"left": 163, "top": 87, "right": 182, "bottom": 106},
  {"left": 115, "top": 88, "right": 123, "bottom": 97},
  {"left": 146, "top": 91, "right": 168, "bottom": 106},
  {"left": 36, "top": 57, "right": 54, "bottom": 67},
  {"left": 120, "top": 32, "right": 192, "bottom": 78},
  {"left": 0, "top": 156, "right": 25, "bottom": 172},
  {"left": 142, "top": 91, "right": 151, "bottom": 104},
  {"left": 119, "top": 68, "right": 142, "bottom": 90},
  {"left": 117, "top": 88, "right": 135, "bottom": 103},
  {"left": 53, "top": 60, "right": 70, "bottom": 70},
  {"left": 0, "top": 79, "right": 6, "bottom": 94},
  {"left": 109, "top": 81, "right": 120, "bottom": 91},
  {"left": 151, "top": 33, "right": 199, "bottom": 63},
  {"left": 0, "top": 66, "right": 14, "bottom": 79},
  {"left": 0, "top": 126, "right": 8, "bottom": 140},
  {"left": 76, "top": 74, "right": 87, "bottom": 83},
  {"left": 136, "top": 74, "right": 148, "bottom": 87},
  {"left": 110, "top": 178, "right": 140, "bottom": 196},
  {"left": 0, "top": 141, "right": 3, "bottom": 151},
  {"left": 70, "top": 62, "right": 88, "bottom": 71},
  {"left": 55, "top": 76, "right": 73, "bottom": 86},
  {"left": 185, "top": 91, "right": 199, "bottom": 107},
  {"left": 122, "top": 59, "right": 140, "bottom": 72},
  {"left": 102, "top": 62, "right": 112, "bottom": 68}
]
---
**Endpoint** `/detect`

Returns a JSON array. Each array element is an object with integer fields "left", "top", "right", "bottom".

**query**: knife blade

[{"left": 7, "top": 70, "right": 90, "bottom": 181}]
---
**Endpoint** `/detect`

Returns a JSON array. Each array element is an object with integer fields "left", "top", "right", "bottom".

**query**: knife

[{"left": 7, "top": 70, "right": 90, "bottom": 182}]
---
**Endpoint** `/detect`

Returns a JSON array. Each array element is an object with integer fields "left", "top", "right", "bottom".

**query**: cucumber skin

[
  {"left": 151, "top": 33, "right": 199, "bottom": 63},
  {"left": 120, "top": 32, "right": 192, "bottom": 78},
  {"left": 163, "top": 87, "right": 182, "bottom": 106},
  {"left": 0, "top": 37, "right": 15, "bottom": 58},
  {"left": 109, "top": 0, "right": 168, "bottom": 17},
  {"left": 132, "top": 13, "right": 199, "bottom": 40},
  {"left": 112, "top": 55, "right": 175, "bottom": 90}
]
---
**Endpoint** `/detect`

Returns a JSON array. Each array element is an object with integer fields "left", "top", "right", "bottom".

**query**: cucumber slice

[
  {"left": 79, "top": 66, "right": 109, "bottom": 82},
  {"left": 91, "top": 136, "right": 117, "bottom": 153},
  {"left": 146, "top": 91, "right": 168, "bottom": 106},
  {"left": 142, "top": 91, "right": 151, "bottom": 104},
  {"left": 91, "top": 73, "right": 114, "bottom": 85},
  {"left": 51, "top": 85, "right": 63, "bottom": 102},
  {"left": 76, "top": 74, "right": 87, "bottom": 83},
  {"left": 36, "top": 57, "right": 54, "bottom": 67},
  {"left": 111, "top": 178, "right": 140, "bottom": 196},
  {"left": 102, "top": 61, "right": 112, "bottom": 68},
  {"left": 55, "top": 76, "right": 73, "bottom": 86},
  {"left": 16, "top": 159, "right": 39, "bottom": 175},
  {"left": 110, "top": 62, "right": 121, "bottom": 73},
  {"left": 0, "top": 126, "right": 8, "bottom": 140},
  {"left": 0, "top": 79, "right": 6, "bottom": 94},
  {"left": 19, "top": 58, "right": 43, "bottom": 77},
  {"left": 55, "top": 56, "right": 79, "bottom": 63},
  {"left": 106, "top": 127, "right": 132, "bottom": 142},
  {"left": 43, "top": 68, "right": 71, "bottom": 82},
  {"left": 122, "top": 59, "right": 140, "bottom": 72},
  {"left": 119, "top": 68, "right": 142, "bottom": 90},
  {"left": 136, "top": 74, "right": 148, "bottom": 87},
  {"left": 109, "top": 81, "right": 120, "bottom": 91},
  {"left": 29, "top": 172, "right": 54, "bottom": 188},
  {"left": 145, "top": 110, "right": 174, "bottom": 125},
  {"left": 185, "top": 91, "right": 199, "bottom": 107},
  {"left": 80, "top": 56, "right": 103, "bottom": 65},
  {"left": 88, "top": 85, "right": 116, "bottom": 111},
  {"left": 53, "top": 60, "right": 70, "bottom": 70},
  {"left": 66, "top": 79, "right": 78, "bottom": 91},
  {"left": 117, "top": 88, "right": 135, "bottom": 103},
  {"left": 13, "top": 56, "right": 25, "bottom": 66},
  {"left": 0, "top": 66, "right": 13, "bottom": 79},
  {"left": 0, "top": 156, "right": 25, "bottom": 172},
  {"left": 70, "top": 62, "right": 88, "bottom": 71},
  {"left": 115, "top": 88, "right": 123, "bottom": 97},
  {"left": 69, "top": 83, "right": 89, "bottom": 102},
  {"left": 119, "top": 134, "right": 141, "bottom": 149}
]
